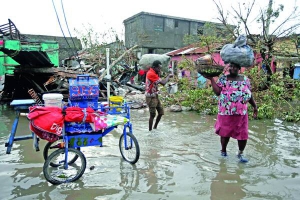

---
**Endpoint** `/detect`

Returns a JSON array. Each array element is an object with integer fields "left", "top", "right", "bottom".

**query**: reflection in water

[
  {"left": 119, "top": 158, "right": 139, "bottom": 200},
  {"left": 144, "top": 149, "right": 160, "bottom": 194},
  {"left": 0, "top": 106, "right": 300, "bottom": 199},
  {"left": 10, "top": 166, "right": 55, "bottom": 199},
  {"left": 210, "top": 161, "right": 246, "bottom": 200}
]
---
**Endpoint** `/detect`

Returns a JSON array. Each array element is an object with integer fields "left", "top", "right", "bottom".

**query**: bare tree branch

[
  {"left": 271, "top": 6, "right": 300, "bottom": 36},
  {"left": 212, "top": 0, "right": 236, "bottom": 38},
  {"left": 260, "top": 9, "right": 269, "bottom": 42},
  {"left": 276, "top": 23, "right": 300, "bottom": 37},
  {"left": 231, "top": 3, "right": 256, "bottom": 43}
]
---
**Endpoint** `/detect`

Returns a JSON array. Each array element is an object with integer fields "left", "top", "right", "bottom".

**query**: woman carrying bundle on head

[{"left": 204, "top": 62, "right": 258, "bottom": 163}]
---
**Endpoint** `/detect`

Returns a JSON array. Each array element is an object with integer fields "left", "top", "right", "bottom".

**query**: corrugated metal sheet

[{"left": 167, "top": 44, "right": 222, "bottom": 56}]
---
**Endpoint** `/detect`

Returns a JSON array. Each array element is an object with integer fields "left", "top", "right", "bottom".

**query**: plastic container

[
  {"left": 68, "top": 99, "right": 98, "bottom": 110},
  {"left": 168, "top": 83, "right": 178, "bottom": 94},
  {"left": 109, "top": 96, "right": 123, "bottom": 112},
  {"left": 69, "top": 75, "right": 99, "bottom": 100},
  {"left": 293, "top": 64, "right": 300, "bottom": 80},
  {"left": 43, "top": 93, "right": 63, "bottom": 108}
]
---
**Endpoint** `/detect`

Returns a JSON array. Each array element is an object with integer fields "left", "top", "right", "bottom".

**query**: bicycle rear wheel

[
  {"left": 43, "top": 141, "right": 80, "bottom": 167},
  {"left": 43, "top": 148, "right": 86, "bottom": 185},
  {"left": 119, "top": 132, "right": 140, "bottom": 164}
]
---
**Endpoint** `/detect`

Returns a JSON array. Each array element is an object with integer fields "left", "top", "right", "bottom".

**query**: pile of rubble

[{"left": 50, "top": 45, "right": 148, "bottom": 108}]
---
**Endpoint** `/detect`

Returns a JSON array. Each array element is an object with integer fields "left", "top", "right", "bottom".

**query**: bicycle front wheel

[
  {"left": 119, "top": 132, "right": 140, "bottom": 164},
  {"left": 43, "top": 141, "right": 80, "bottom": 167},
  {"left": 43, "top": 148, "right": 86, "bottom": 185}
]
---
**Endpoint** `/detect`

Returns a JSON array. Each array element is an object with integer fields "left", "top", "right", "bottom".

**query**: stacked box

[
  {"left": 68, "top": 75, "right": 99, "bottom": 110},
  {"left": 69, "top": 75, "right": 99, "bottom": 100},
  {"left": 66, "top": 75, "right": 99, "bottom": 133},
  {"left": 68, "top": 99, "right": 98, "bottom": 109}
]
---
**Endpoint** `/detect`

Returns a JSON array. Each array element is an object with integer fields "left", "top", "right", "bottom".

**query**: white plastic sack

[
  {"left": 139, "top": 54, "right": 170, "bottom": 72},
  {"left": 220, "top": 35, "right": 254, "bottom": 67}
]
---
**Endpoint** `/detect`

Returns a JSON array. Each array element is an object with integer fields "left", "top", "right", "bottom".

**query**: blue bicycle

[{"left": 42, "top": 103, "right": 140, "bottom": 184}]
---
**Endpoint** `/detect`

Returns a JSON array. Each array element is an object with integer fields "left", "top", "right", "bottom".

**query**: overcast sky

[{"left": 1, "top": 0, "right": 299, "bottom": 43}]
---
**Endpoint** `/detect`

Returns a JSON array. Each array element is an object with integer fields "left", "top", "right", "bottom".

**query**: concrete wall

[{"left": 124, "top": 12, "right": 206, "bottom": 56}]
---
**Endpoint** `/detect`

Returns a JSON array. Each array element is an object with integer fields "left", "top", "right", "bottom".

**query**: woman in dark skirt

[{"left": 206, "top": 63, "right": 258, "bottom": 162}]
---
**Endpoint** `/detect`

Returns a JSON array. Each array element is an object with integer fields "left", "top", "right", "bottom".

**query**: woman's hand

[{"left": 253, "top": 107, "right": 258, "bottom": 119}]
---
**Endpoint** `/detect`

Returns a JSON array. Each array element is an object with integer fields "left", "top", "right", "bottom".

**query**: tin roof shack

[
  {"left": 0, "top": 19, "right": 23, "bottom": 76},
  {"left": 0, "top": 19, "right": 88, "bottom": 102},
  {"left": 167, "top": 44, "right": 224, "bottom": 66},
  {"left": 0, "top": 19, "right": 62, "bottom": 101},
  {"left": 123, "top": 12, "right": 224, "bottom": 59},
  {"left": 0, "top": 39, "right": 60, "bottom": 101},
  {"left": 24, "top": 34, "right": 82, "bottom": 63},
  {"left": 166, "top": 44, "right": 225, "bottom": 81}
]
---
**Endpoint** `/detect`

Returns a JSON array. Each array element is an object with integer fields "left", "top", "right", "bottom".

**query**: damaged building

[
  {"left": 1, "top": 12, "right": 227, "bottom": 104},
  {"left": 123, "top": 11, "right": 223, "bottom": 58},
  {"left": 0, "top": 19, "right": 144, "bottom": 104}
]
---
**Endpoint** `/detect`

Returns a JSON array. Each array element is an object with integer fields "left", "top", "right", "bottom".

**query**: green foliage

[
  {"left": 256, "top": 103, "right": 275, "bottom": 119},
  {"left": 161, "top": 82, "right": 218, "bottom": 115},
  {"left": 177, "top": 57, "right": 195, "bottom": 71},
  {"left": 244, "top": 67, "right": 300, "bottom": 122},
  {"left": 183, "top": 22, "right": 226, "bottom": 47},
  {"left": 292, "top": 81, "right": 300, "bottom": 100}
]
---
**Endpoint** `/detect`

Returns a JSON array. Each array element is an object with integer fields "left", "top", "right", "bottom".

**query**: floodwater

[{"left": 0, "top": 104, "right": 299, "bottom": 200}]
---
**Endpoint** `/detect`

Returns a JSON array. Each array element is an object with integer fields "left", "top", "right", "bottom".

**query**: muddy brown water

[{"left": 0, "top": 104, "right": 299, "bottom": 200}]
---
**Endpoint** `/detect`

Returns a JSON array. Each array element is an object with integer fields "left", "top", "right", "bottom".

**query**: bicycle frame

[{"left": 62, "top": 103, "right": 133, "bottom": 169}]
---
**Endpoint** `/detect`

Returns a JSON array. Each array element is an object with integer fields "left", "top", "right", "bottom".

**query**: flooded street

[{"left": 0, "top": 104, "right": 299, "bottom": 200}]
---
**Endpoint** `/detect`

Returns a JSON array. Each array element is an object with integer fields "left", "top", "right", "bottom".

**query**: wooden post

[
  {"left": 98, "top": 45, "right": 138, "bottom": 81},
  {"left": 106, "top": 48, "right": 110, "bottom": 102}
]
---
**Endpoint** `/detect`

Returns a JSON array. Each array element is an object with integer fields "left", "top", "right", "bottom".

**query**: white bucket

[
  {"left": 42, "top": 93, "right": 63, "bottom": 108},
  {"left": 168, "top": 83, "right": 178, "bottom": 94}
]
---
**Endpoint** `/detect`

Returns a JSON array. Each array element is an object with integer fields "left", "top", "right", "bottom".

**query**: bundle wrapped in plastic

[
  {"left": 220, "top": 35, "right": 254, "bottom": 67},
  {"left": 139, "top": 54, "right": 170, "bottom": 72}
]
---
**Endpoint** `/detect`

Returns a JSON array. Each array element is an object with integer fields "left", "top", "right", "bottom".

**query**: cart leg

[
  {"left": 99, "top": 137, "right": 103, "bottom": 147},
  {"left": 33, "top": 133, "right": 40, "bottom": 152},
  {"left": 5, "top": 110, "right": 20, "bottom": 154},
  {"left": 64, "top": 137, "right": 69, "bottom": 170}
]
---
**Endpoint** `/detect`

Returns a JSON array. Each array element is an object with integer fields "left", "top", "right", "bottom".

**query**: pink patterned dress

[{"left": 214, "top": 75, "right": 252, "bottom": 140}]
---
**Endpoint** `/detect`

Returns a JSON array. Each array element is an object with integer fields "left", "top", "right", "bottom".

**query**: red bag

[
  {"left": 28, "top": 106, "right": 64, "bottom": 142},
  {"left": 65, "top": 107, "right": 95, "bottom": 122}
]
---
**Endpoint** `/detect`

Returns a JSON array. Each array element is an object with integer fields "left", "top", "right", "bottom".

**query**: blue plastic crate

[
  {"left": 293, "top": 66, "right": 300, "bottom": 80},
  {"left": 68, "top": 99, "right": 98, "bottom": 110},
  {"left": 69, "top": 75, "right": 99, "bottom": 100}
]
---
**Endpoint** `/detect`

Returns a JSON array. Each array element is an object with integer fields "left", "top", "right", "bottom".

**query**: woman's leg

[
  {"left": 221, "top": 137, "right": 230, "bottom": 153},
  {"left": 237, "top": 140, "right": 248, "bottom": 162},
  {"left": 237, "top": 140, "right": 247, "bottom": 153}
]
